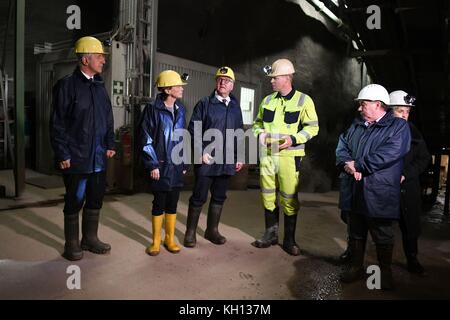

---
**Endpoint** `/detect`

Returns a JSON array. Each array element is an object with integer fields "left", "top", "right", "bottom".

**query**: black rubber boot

[
  {"left": 282, "top": 214, "right": 300, "bottom": 256},
  {"left": 183, "top": 205, "right": 202, "bottom": 248},
  {"left": 403, "top": 237, "right": 425, "bottom": 275},
  {"left": 62, "top": 214, "right": 83, "bottom": 261},
  {"left": 204, "top": 202, "right": 226, "bottom": 245},
  {"left": 80, "top": 208, "right": 111, "bottom": 254},
  {"left": 376, "top": 244, "right": 395, "bottom": 290},
  {"left": 252, "top": 208, "right": 279, "bottom": 248},
  {"left": 339, "top": 240, "right": 352, "bottom": 264},
  {"left": 340, "top": 239, "right": 366, "bottom": 283},
  {"left": 407, "top": 256, "right": 425, "bottom": 275}
]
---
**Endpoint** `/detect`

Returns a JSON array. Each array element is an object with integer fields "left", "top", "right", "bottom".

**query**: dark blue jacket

[
  {"left": 50, "top": 67, "right": 115, "bottom": 174},
  {"left": 336, "top": 110, "right": 411, "bottom": 219},
  {"left": 140, "top": 94, "right": 187, "bottom": 191},
  {"left": 400, "top": 122, "right": 431, "bottom": 237},
  {"left": 188, "top": 91, "right": 244, "bottom": 176}
]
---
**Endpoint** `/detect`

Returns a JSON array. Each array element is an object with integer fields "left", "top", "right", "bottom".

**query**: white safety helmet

[
  {"left": 355, "top": 84, "right": 390, "bottom": 105},
  {"left": 389, "top": 90, "right": 416, "bottom": 107},
  {"left": 263, "top": 58, "right": 295, "bottom": 77}
]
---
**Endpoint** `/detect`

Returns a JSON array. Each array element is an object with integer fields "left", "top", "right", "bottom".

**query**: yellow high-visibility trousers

[{"left": 259, "top": 155, "right": 300, "bottom": 216}]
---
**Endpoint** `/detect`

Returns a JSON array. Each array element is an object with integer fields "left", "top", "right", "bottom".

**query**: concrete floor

[{"left": 1, "top": 173, "right": 450, "bottom": 299}]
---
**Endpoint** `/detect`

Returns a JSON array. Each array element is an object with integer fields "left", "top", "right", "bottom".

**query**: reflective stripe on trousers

[{"left": 259, "top": 155, "right": 300, "bottom": 216}]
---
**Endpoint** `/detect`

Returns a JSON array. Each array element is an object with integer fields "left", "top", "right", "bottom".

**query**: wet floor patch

[{"left": 287, "top": 252, "right": 344, "bottom": 299}]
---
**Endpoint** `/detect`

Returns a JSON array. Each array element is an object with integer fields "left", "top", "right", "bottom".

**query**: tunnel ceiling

[{"left": 329, "top": 0, "right": 450, "bottom": 152}]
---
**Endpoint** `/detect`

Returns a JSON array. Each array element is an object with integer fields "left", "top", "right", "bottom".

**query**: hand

[
  {"left": 150, "top": 168, "right": 160, "bottom": 180},
  {"left": 279, "top": 135, "right": 293, "bottom": 150},
  {"left": 235, "top": 162, "right": 243, "bottom": 172},
  {"left": 354, "top": 172, "right": 362, "bottom": 181},
  {"left": 183, "top": 170, "right": 187, "bottom": 175},
  {"left": 344, "top": 161, "right": 356, "bottom": 175},
  {"left": 401, "top": 175, "right": 405, "bottom": 183},
  {"left": 106, "top": 150, "right": 116, "bottom": 158},
  {"left": 259, "top": 132, "right": 268, "bottom": 146},
  {"left": 202, "top": 153, "right": 213, "bottom": 164},
  {"left": 344, "top": 165, "right": 353, "bottom": 175},
  {"left": 59, "top": 159, "right": 71, "bottom": 170}
]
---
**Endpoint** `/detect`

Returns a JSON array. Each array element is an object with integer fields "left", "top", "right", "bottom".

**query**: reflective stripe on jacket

[{"left": 253, "top": 90, "right": 319, "bottom": 156}]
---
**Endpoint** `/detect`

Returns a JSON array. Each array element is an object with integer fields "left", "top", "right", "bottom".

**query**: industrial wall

[
  {"left": 157, "top": 0, "right": 367, "bottom": 191},
  {"left": 0, "top": 0, "right": 118, "bottom": 170},
  {"left": 1, "top": 0, "right": 367, "bottom": 192},
  {"left": 154, "top": 52, "right": 261, "bottom": 124}
]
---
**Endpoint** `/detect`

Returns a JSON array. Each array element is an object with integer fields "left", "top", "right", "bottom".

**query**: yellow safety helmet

[
  {"left": 74, "top": 36, "right": 106, "bottom": 54},
  {"left": 263, "top": 58, "right": 295, "bottom": 77},
  {"left": 215, "top": 66, "right": 235, "bottom": 81},
  {"left": 156, "top": 70, "right": 188, "bottom": 88}
]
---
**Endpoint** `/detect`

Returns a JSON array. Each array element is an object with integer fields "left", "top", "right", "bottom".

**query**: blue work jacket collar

[
  {"left": 74, "top": 67, "right": 104, "bottom": 86},
  {"left": 153, "top": 93, "right": 180, "bottom": 112},
  {"left": 355, "top": 109, "right": 396, "bottom": 128},
  {"left": 209, "top": 91, "right": 238, "bottom": 105}
]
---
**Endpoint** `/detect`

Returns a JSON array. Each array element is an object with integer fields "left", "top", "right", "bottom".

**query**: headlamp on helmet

[
  {"left": 404, "top": 94, "right": 416, "bottom": 105},
  {"left": 181, "top": 73, "right": 189, "bottom": 81},
  {"left": 263, "top": 65, "right": 272, "bottom": 76}
]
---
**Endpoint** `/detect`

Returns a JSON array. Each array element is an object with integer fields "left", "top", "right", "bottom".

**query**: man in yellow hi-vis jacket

[{"left": 251, "top": 58, "right": 319, "bottom": 256}]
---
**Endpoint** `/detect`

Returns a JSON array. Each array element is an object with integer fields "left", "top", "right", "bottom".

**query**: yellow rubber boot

[
  {"left": 146, "top": 215, "right": 163, "bottom": 256},
  {"left": 164, "top": 213, "right": 181, "bottom": 253}
]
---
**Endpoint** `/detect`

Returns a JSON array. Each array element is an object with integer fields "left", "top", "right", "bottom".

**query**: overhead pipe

[{"left": 306, "top": 0, "right": 344, "bottom": 27}]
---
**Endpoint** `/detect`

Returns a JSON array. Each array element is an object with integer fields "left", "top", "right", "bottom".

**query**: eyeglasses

[
  {"left": 404, "top": 94, "right": 416, "bottom": 105},
  {"left": 217, "top": 77, "right": 233, "bottom": 84}
]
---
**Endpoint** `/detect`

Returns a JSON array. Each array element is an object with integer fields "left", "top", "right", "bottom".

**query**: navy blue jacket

[
  {"left": 50, "top": 67, "right": 115, "bottom": 174},
  {"left": 188, "top": 91, "right": 244, "bottom": 176},
  {"left": 140, "top": 94, "right": 187, "bottom": 191},
  {"left": 400, "top": 122, "right": 431, "bottom": 237},
  {"left": 336, "top": 110, "right": 411, "bottom": 219}
]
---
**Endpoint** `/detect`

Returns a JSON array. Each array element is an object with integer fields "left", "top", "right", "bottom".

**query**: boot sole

[
  {"left": 251, "top": 239, "right": 278, "bottom": 248},
  {"left": 81, "top": 244, "right": 111, "bottom": 254},
  {"left": 183, "top": 237, "right": 196, "bottom": 248},
  {"left": 164, "top": 244, "right": 181, "bottom": 253},
  {"left": 62, "top": 252, "right": 83, "bottom": 261},
  {"left": 204, "top": 232, "right": 227, "bottom": 245},
  {"left": 205, "top": 236, "right": 226, "bottom": 245},
  {"left": 282, "top": 245, "right": 301, "bottom": 256}
]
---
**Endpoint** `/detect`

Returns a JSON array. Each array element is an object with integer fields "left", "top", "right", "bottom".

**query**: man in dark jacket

[
  {"left": 50, "top": 36, "right": 115, "bottom": 261},
  {"left": 336, "top": 84, "right": 411, "bottom": 290},
  {"left": 183, "top": 66, "right": 244, "bottom": 248},
  {"left": 390, "top": 90, "right": 431, "bottom": 275}
]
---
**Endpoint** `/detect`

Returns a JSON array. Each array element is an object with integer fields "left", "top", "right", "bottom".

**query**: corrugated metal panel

[
  {"left": 154, "top": 52, "right": 260, "bottom": 122},
  {"left": 36, "top": 67, "right": 54, "bottom": 174}
]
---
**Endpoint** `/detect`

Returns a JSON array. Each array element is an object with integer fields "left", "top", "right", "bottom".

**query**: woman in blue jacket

[
  {"left": 140, "top": 70, "right": 188, "bottom": 256},
  {"left": 391, "top": 90, "right": 431, "bottom": 275}
]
